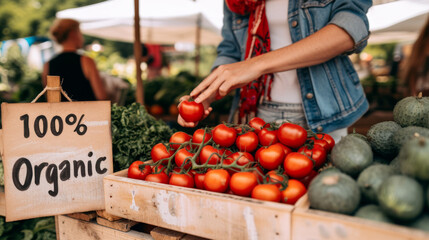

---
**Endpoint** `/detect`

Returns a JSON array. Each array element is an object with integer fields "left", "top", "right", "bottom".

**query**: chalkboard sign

[{"left": 0, "top": 101, "right": 112, "bottom": 221}]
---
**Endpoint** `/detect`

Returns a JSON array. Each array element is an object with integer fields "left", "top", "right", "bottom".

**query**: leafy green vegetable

[
  {"left": 111, "top": 103, "right": 174, "bottom": 171},
  {"left": 0, "top": 216, "right": 56, "bottom": 240}
]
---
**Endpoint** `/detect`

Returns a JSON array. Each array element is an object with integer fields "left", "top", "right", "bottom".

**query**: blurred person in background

[
  {"left": 403, "top": 16, "right": 429, "bottom": 96},
  {"left": 42, "top": 18, "right": 108, "bottom": 101}
]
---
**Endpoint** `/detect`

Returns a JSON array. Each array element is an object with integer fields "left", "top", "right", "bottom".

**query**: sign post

[{"left": 0, "top": 76, "right": 112, "bottom": 221}]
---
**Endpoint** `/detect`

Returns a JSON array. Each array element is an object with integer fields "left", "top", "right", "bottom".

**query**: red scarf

[{"left": 226, "top": 0, "right": 273, "bottom": 123}]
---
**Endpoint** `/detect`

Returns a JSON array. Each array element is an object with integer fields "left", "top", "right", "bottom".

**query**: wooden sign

[{"left": 1, "top": 101, "right": 113, "bottom": 221}]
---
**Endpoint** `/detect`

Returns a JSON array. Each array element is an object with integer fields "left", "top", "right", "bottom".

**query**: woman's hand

[
  {"left": 177, "top": 95, "right": 214, "bottom": 127},
  {"left": 191, "top": 58, "right": 263, "bottom": 104}
]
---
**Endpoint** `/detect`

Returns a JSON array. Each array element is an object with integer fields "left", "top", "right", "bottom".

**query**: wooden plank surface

[
  {"left": 291, "top": 194, "right": 429, "bottom": 240},
  {"left": 57, "top": 215, "right": 153, "bottom": 240},
  {"left": 67, "top": 211, "right": 97, "bottom": 222},
  {"left": 104, "top": 170, "right": 294, "bottom": 240},
  {"left": 0, "top": 189, "right": 5, "bottom": 217},
  {"left": 96, "top": 217, "right": 138, "bottom": 232},
  {"left": 150, "top": 227, "right": 185, "bottom": 240},
  {"left": 96, "top": 209, "right": 122, "bottom": 221}
]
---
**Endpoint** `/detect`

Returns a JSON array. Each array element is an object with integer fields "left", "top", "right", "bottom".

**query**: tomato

[
  {"left": 258, "top": 128, "right": 279, "bottom": 146},
  {"left": 251, "top": 184, "right": 281, "bottom": 202},
  {"left": 169, "top": 131, "right": 191, "bottom": 150},
  {"left": 283, "top": 152, "right": 314, "bottom": 179},
  {"left": 230, "top": 172, "right": 258, "bottom": 196},
  {"left": 252, "top": 166, "right": 265, "bottom": 182},
  {"left": 169, "top": 104, "right": 179, "bottom": 115},
  {"left": 149, "top": 104, "right": 164, "bottom": 116},
  {"left": 192, "top": 129, "right": 212, "bottom": 145},
  {"left": 281, "top": 179, "right": 307, "bottom": 204},
  {"left": 312, "top": 139, "right": 330, "bottom": 153},
  {"left": 127, "top": 161, "right": 151, "bottom": 180},
  {"left": 194, "top": 172, "right": 206, "bottom": 189},
  {"left": 296, "top": 170, "right": 318, "bottom": 188},
  {"left": 145, "top": 171, "right": 169, "bottom": 184},
  {"left": 203, "top": 169, "right": 231, "bottom": 193},
  {"left": 248, "top": 117, "right": 267, "bottom": 134},
  {"left": 316, "top": 133, "right": 335, "bottom": 152},
  {"left": 174, "top": 148, "right": 197, "bottom": 169},
  {"left": 236, "top": 132, "right": 259, "bottom": 152},
  {"left": 151, "top": 143, "right": 174, "bottom": 164},
  {"left": 256, "top": 144, "right": 285, "bottom": 170},
  {"left": 169, "top": 172, "right": 194, "bottom": 188},
  {"left": 212, "top": 124, "right": 237, "bottom": 147},
  {"left": 223, "top": 152, "right": 255, "bottom": 174},
  {"left": 200, "top": 145, "right": 221, "bottom": 165},
  {"left": 178, "top": 99, "right": 204, "bottom": 122},
  {"left": 298, "top": 144, "right": 327, "bottom": 169},
  {"left": 271, "top": 143, "right": 293, "bottom": 157},
  {"left": 266, "top": 170, "right": 288, "bottom": 188},
  {"left": 277, "top": 123, "right": 307, "bottom": 149}
]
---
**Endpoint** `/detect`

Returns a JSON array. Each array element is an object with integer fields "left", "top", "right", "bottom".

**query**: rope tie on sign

[{"left": 31, "top": 86, "right": 73, "bottom": 103}]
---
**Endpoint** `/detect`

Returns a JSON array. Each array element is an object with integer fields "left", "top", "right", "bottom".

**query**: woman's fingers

[{"left": 190, "top": 69, "right": 219, "bottom": 98}]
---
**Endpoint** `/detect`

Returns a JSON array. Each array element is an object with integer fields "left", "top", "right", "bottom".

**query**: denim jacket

[{"left": 213, "top": 0, "right": 372, "bottom": 133}]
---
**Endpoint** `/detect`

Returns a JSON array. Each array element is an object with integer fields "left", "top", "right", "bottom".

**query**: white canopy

[
  {"left": 368, "top": 0, "right": 429, "bottom": 43},
  {"left": 56, "top": 0, "right": 223, "bottom": 45}
]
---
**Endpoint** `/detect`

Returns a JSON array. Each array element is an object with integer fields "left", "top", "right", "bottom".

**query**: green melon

[
  {"left": 331, "top": 135, "right": 373, "bottom": 177},
  {"left": 354, "top": 204, "right": 393, "bottom": 223},
  {"left": 308, "top": 171, "right": 360, "bottom": 215},
  {"left": 357, "top": 164, "right": 395, "bottom": 203},
  {"left": 377, "top": 175, "right": 424, "bottom": 221},
  {"left": 392, "top": 126, "right": 429, "bottom": 151},
  {"left": 367, "top": 121, "right": 401, "bottom": 158},
  {"left": 389, "top": 157, "right": 401, "bottom": 174},
  {"left": 398, "top": 136, "right": 429, "bottom": 180},
  {"left": 393, "top": 93, "right": 429, "bottom": 127},
  {"left": 408, "top": 214, "right": 429, "bottom": 232}
]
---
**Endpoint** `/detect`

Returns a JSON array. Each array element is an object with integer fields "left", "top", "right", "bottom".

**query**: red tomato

[
  {"left": 178, "top": 100, "right": 204, "bottom": 122},
  {"left": 212, "top": 124, "right": 237, "bottom": 147},
  {"left": 169, "top": 132, "right": 191, "bottom": 150},
  {"left": 223, "top": 152, "right": 255, "bottom": 174},
  {"left": 145, "top": 171, "right": 169, "bottom": 184},
  {"left": 127, "top": 161, "right": 152, "bottom": 180},
  {"left": 271, "top": 143, "right": 293, "bottom": 157},
  {"left": 258, "top": 128, "right": 279, "bottom": 146},
  {"left": 194, "top": 172, "right": 206, "bottom": 189},
  {"left": 312, "top": 139, "right": 330, "bottom": 153},
  {"left": 192, "top": 129, "right": 212, "bottom": 145},
  {"left": 203, "top": 169, "right": 231, "bottom": 193},
  {"left": 151, "top": 143, "right": 174, "bottom": 164},
  {"left": 256, "top": 144, "right": 285, "bottom": 170},
  {"left": 251, "top": 184, "right": 281, "bottom": 202},
  {"left": 200, "top": 145, "right": 221, "bottom": 165},
  {"left": 296, "top": 170, "right": 318, "bottom": 188},
  {"left": 248, "top": 117, "right": 267, "bottom": 134},
  {"left": 236, "top": 132, "right": 259, "bottom": 152},
  {"left": 230, "top": 172, "right": 258, "bottom": 196},
  {"left": 169, "top": 172, "right": 194, "bottom": 188},
  {"left": 277, "top": 123, "right": 307, "bottom": 149},
  {"left": 298, "top": 144, "right": 327, "bottom": 169},
  {"left": 266, "top": 170, "right": 288, "bottom": 188},
  {"left": 316, "top": 133, "right": 335, "bottom": 152},
  {"left": 174, "top": 148, "right": 196, "bottom": 169},
  {"left": 283, "top": 152, "right": 314, "bottom": 179},
  {"left": 281, "top": 179, "right": 307, "bottom": 204},
  {"left": 252, "top": 166, "right": 265, "bottom": 182}
]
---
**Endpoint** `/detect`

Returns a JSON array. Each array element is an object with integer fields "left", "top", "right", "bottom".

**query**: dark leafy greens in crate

[{"left": 111, "top": 103, "right": 174, "bottom": 171}]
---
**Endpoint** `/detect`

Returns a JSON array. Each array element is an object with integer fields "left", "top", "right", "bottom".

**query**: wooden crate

[
  {"left": 56, "top": 215, "right": 153, "bottom": 240},
  {"left": 104, "top": 170, "right": 294, "bottom": 240},
  {"left": 0, "top": 187, "right": 5, "bottom": 216},
  {"left": 291, "top": 194, "right": 429, "bottom": 240}
]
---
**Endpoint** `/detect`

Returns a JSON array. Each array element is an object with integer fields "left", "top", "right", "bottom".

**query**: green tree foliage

[{"left": 0, "top": 0, "right": 105, "bottom": 41}]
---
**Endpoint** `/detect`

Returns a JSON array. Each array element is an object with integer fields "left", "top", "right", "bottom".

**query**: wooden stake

[{"left": 47, "top": 76, "right": 61, "bottom": 103}]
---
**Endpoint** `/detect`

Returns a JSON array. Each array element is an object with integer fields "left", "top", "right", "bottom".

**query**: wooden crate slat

[
  {"left": 57, "top": 215, "right": 153, "bottom": 240},
  {"left": 104, "top": 170, "right": 294, "bottom": 240},
  {"left": 291, "top": 194, "right": 429, "bottom": 240},
  {"left": 96, "top": 210, "right": 122, "bottom": 221},
  {"left": 66, "top": 211, "right": 97, "bottom": 222},
  {"left": 150, "top": 227, "right": 185, "bottom": 240},
  {"left": 96, "top": 216, "right": 138, "bottom": 232}
]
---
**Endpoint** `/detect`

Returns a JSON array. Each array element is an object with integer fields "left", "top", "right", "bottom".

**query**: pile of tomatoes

[{"left": 127, "top": 117, "right": 335, "bottom": 205}]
